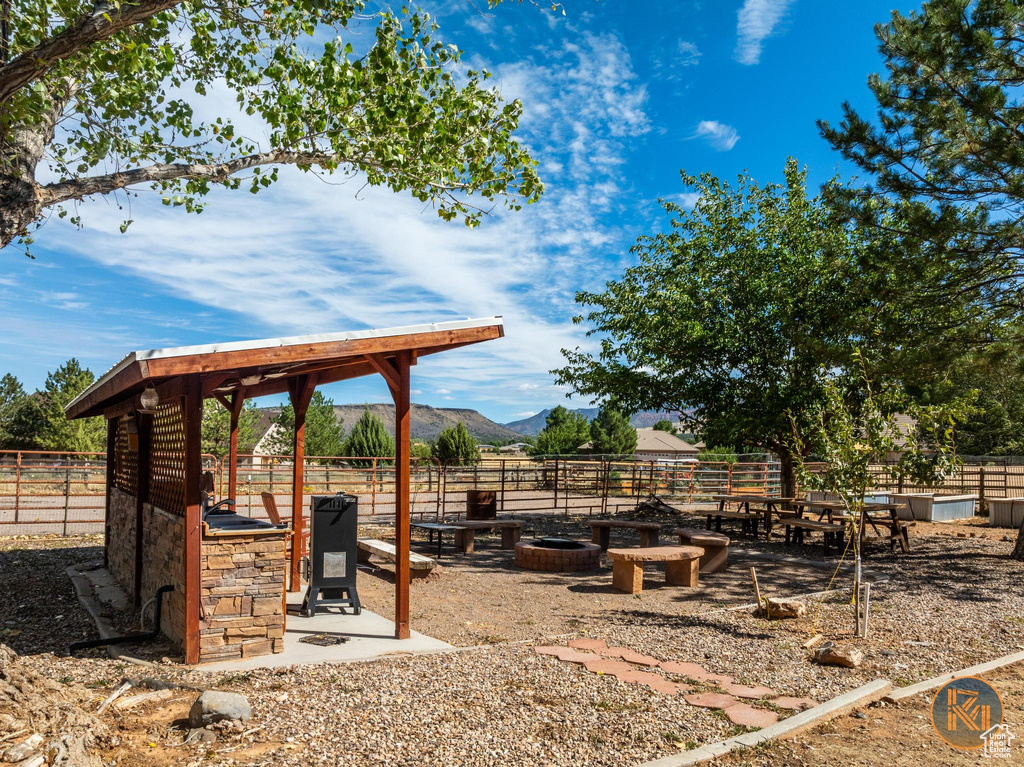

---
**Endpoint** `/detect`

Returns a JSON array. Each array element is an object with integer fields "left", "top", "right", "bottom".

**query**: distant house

[{"left": 580, "top": 429, "right": 700, "bottom": 461}]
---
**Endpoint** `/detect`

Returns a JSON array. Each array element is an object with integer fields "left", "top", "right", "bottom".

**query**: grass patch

[
  {"left": 217, "top": 671, "right": 254, "bottom": 687},
  {"left": 594, "top": 699, "right": 642, "bottom": 713},
  {"left": 85, "top": 679, "right": 110, "bottom": 689}
]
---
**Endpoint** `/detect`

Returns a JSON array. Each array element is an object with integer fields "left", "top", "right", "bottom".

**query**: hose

[{"left": 67, "top": 585, "right": 174, "bottom": 655}]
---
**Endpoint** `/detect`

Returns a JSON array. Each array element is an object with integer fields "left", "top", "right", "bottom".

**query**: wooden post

[
  {"left": 183, "top": 375, "right": 203, "bottom": 665},
  {"left": 134, "top": 414, "right": 152, "bottom": 607},
  {"left": 13, "top": 451, "right": 21, "bottom": 523},
  {"left": 392, "top": 351, "right": 412, "bottom": 639},
  {"left": 288, "top": 374, "right": 316, "bottom": 592},
  {"left": 104, "top": 419, "right": 116, "bottom": 567},
  {"left": 227, "top": 390, "right": 245, "bottom": 503}
]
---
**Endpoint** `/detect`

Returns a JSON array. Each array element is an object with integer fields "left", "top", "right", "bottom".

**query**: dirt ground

[
  {"left": 720, "top": 662, "right": 1024, "bottom": 766},
  {"left": 1, "top": 511, "right": 1023, "bottom": 766}
]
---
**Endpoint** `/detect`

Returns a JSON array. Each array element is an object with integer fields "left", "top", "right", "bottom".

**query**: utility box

[{"left": 301, "top": 493, "right": 361, "bottom": 617}]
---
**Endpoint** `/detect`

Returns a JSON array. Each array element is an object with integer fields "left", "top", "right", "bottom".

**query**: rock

[
  {"left": 813, "top": 642, "right": 863, "bottom": 668},
  {"left": 3, "top": 733, "right": 43, "bottom": 762},
  {"left": 188, "top": 727, "right": 218, "bottom": 744},
  {"left": 188, "top": 691, "right": 252, "bottom": 728},
  {"left": 764, "top": 598, "right": 806, "bottom": 619}
]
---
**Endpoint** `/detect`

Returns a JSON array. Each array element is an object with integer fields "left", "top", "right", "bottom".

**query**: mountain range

[{"left": 501, "top": 408, "right": 682, "bottom": 436}]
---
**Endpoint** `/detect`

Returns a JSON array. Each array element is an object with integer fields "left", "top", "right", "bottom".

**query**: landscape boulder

[
  {"left": 188, "top": 691, "right": 252, "bottom": 728},
  {"left": 3, "top": 733, "right": 44, "bottom": 762},
  {"left": 764, "top": 598, "right": 806, "bottom": 619},
  {"left": 812, "top": 642, "right": 863, "bottom": 668}
]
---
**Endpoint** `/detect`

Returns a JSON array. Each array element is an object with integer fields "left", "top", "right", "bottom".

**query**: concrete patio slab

[{"left": 198, "top": 591, "right": 453, "bottom": 671}]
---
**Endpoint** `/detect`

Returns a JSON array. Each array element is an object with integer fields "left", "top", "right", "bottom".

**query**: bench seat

[
  {"left": 357, "top": 538, "right": 438, "bottom": 578},
  {"left": 606, "top": 545, "right": 704, "bottom": 594},
  {"left": 451, "top": 519, "right": 522, "bottom": 552},
  {"left": 674, "top": 528, "right": 730, "bottom": 573},
  {"left": 587, "top": 519, "right": 661, "bottom": 550}
]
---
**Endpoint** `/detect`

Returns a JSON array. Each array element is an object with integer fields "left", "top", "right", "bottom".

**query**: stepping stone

[
  {"left": 534, "top": 646, "right": 565, "bottom": 657},
  {"left": 722, "top": 703, "right": 779, "bottom": 728},
  {"left": 568, "top": 638, "right": 607, "bottom": 651},
  {"left": 684, "top": 692, "right": 740, "bottom": 710},
  {"left": 595, "top": 646, "right": 632, "bottom": 658},
  {"left": 660, "top": 661, "right": 732, "bottom": 686},
  {"left": 620, "top": 650, "right": 661, "bottom": 667},
  {"left": 723, "top": 682, "right": 775, "bottom": 700},
  {"left": 615, "top": 669, "right": 683, "bottom": 695},
  {"left": 771, "top": 696, "right": 818, "bottom": 711},
  {"left": 583, "top": 658, "right": 634, "bottom": 675}
]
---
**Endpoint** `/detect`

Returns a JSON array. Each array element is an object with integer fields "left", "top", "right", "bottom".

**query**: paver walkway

[{"left": 533, "top": 638, "right": 818, "bottom": 730}]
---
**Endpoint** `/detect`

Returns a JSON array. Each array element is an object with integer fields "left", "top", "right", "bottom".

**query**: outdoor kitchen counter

[{"left": 199, "top": 525, "right": 288, "bottom": 663}]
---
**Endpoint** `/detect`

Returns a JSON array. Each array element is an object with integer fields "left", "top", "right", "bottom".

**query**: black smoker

[{"left": 300, "top": 493, "right": 361, "bottom": 617}]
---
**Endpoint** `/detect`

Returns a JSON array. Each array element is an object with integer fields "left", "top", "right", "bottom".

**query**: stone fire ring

[{"left": 514, "top": 539, "right": 602, "bottom": 573}]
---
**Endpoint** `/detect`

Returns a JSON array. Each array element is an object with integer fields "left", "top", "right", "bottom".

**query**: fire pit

[{"left": 514, "top": 538, "right": 602, "bottom": 572}]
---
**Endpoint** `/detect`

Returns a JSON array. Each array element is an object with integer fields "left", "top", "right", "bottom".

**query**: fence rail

[{"left": 1, "top": 450, "right": 784, "bottom": 536}]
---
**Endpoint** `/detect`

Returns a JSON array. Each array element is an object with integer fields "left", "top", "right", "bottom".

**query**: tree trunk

[
  {"left": 0, "top": 171, "right": 42, "bottom": 249},
  {"left": 1012, "top": 517, "right": 1024, "bottom": 561},
  {"left": 777, "top": 448, "right": 797, "bottom": 499}
]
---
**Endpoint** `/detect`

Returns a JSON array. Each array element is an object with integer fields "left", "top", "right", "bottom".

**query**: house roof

[
  {"left": 66, "top": 317, "right": 504, "bottom": 420},
  {"left": 635, "top": 429, "right": 700, "bottom": 454}
]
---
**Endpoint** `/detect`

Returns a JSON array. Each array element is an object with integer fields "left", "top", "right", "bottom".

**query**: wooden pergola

[{"left": 66, "top": 318, "right": 504, "bottom": 663}]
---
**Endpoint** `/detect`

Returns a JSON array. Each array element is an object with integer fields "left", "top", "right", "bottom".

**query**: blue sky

[{"left": 1, "top": 0, "right": 917, "bottom": 424}]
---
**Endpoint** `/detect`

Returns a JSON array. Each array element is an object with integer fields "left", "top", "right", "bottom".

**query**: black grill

[{"left": 300, "top": 493, "right": 361, "bottom": 617}]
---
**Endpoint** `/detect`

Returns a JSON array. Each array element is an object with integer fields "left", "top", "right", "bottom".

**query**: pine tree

[
  {"left": 432, "top": 422, "right": 481, "bottom": 466},
  {"left": 201, "top": 401, "right": 262, "bottom": 459},
  {"left": 589, "top": 405, "right": 637, "bottom": 456},
  {"left": 0, "top": 374, "right": 26, "bottom": 448},
  {"left": 528, "top": 406, "right": 591, "bottom": 456},
  {"left": 345, "top": 409, "right": 396, "bottom": 464},
  {"left": 17, "top": 359, "right": 106, "bottom": 452},
  {"left": 265, "top": 391, "right": 346, "bottom": 458}
]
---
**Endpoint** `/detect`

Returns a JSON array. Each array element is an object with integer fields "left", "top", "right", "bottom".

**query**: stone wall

[
  {"left": 199, "top": 532, "right": 287, "bottom": 662},
  {"left": 140, "top": 504, "right": 186, "bottom": 651},
  {"left": 106, "top": 488, "right": 137, "bottom": 599}
]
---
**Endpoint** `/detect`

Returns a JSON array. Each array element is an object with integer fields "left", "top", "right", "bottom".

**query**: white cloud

[
  {"left": 436, "top": 388, "right": 452, "bottom": 395},
  {"left": 668, "top": 192, "right": 702, "bottom": 209},
  {"left": 735, "top": 0, "right": 795, "bottom": 65},
  {"left": 677, "top": 41, "right": 702, "bottom": 66},
  {"left": 694, "top": 120, "right": 740, "bottom": 151}
]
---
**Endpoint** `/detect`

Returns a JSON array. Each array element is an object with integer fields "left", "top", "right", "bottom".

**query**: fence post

[
  {"left": 13, "top": 451, "right": 21, "bottom": 524},
  {"left": 979, "top": 464, "right": 987, "bottom": 516},
  {"left": 371, "top": 458, "right": 377, "bottom": 518},
  {"left": 62, "top": 466, "right": 71, "bottom": 536},
  {"left": 440, "top": 464, "right": 446, "bottom": 522},
  {"left": 727, "top": 464, "right": 733, "bottom": 494},
  {"left": 554, "top": 460, "right": 559, "bottom": 509},
  {"left": 500, "top": 459, "right": 506, "bottom": 514}
]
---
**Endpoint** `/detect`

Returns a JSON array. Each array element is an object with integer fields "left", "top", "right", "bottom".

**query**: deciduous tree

[
  {"left": 0, "top": 0, "right": 542, "bottom": 250},
  {"left": 528, "top": 405, "right": 590, "bottom": 456}
]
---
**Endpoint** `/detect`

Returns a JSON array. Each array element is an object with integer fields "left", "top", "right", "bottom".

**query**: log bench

[
  {"left": 673, "top": 528, "right": 730, "bottom": 573},
  {"left": 587, "top": 519, "right": 661, "bottom": 551},
  {"left": 451, "top": 519, "right": 523, "bottom": 553},
  {"left": 357, "top": 538, "right": 438, "bottom": 579},
  {"left": 607, "top": 545, "right": 704, "bottom": 594},
  {"left": 783, "top": 519, "right": 846, "bottom": 555}
]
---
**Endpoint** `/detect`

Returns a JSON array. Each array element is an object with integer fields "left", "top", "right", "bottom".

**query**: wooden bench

[
  {"left": 673, "top": 528, "right": 730, "bottom": 573},
  {"left": 587, "top": 519, "right": 661, "bottom": 551},
  {"left": 356, "top": 538, "right": 438, "bottom": 579},
  {"left": 607, "top": 545, "right": 704, "bottom": 594},
  {"left": 451, "top": 519, "right": 523, "bottom": 553},
  {"left": 783, "top": 519, "right": 846, "bottom": 554}
]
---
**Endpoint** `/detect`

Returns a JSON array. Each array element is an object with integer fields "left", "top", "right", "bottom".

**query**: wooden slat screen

[
  {"left": 149, "top": 400, "right": 186, "bottom": 515},
  {"left": 112, "top": 417, "right": 138, "bottom": 496}
]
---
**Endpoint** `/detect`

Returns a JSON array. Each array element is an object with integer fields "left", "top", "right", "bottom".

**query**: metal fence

[{"left": 0, "top": 450, "right": 781, "bottom": 535}]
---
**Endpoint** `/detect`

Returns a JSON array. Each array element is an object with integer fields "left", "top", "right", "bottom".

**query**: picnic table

[
  {"left": 789, "top": 499, "right": 911, "bottom": 553},
  {"left": 410, "top": 521, "right": 462, "bottom": 558},
  {"left": 587, "top": 519, "right": 661, "bottom": 551},
  {"left": 708, "top": 495, "right": 794, "bottom": 538}
]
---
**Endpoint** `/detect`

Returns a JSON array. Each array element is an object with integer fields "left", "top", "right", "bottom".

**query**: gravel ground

[{"left": 2, "top": 513, "right": 1023, "bottom": 766}]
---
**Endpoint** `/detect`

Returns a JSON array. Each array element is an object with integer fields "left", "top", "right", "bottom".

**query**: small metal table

[{"left": 411, "top": 521, "right": 462, "bottom": 558}]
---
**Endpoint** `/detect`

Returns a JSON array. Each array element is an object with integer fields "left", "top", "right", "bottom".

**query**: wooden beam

[
  {"left": 288, "top": 373, "right": 318, "bottom": 591},
  {"left": 104, "top": 417, "right": 116, "bottom": 568},
  {"left": 134, "top": 413, "right": 152, "bottom": 607},
  {"left": 212, "top": 392, "right": 233, "bottom": 412},
  {"left": 99, "top": 377, "right": 187, "bottom": 420},
  {"left": 393, "top": 350, "right": 412, "bottom": 639},
  {"left": 227, "top": 390, "right": 245, "bottom": 503},
  {"left": 365, "top": 353, "right": 400, "bottom": 393},
  {"left": 65, "top": 361, "right": 146, "bottom": 420},
  {"left": 183, "top": 377, "right": 203, "bottom": 665},
  {"left": 202, "top": 372, "right": 235, "bottom": 398}
]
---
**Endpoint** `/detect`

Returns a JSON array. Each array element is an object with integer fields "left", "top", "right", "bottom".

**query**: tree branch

[{"left": 0, "top": 0, "right": 185, "bottom": 104}]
